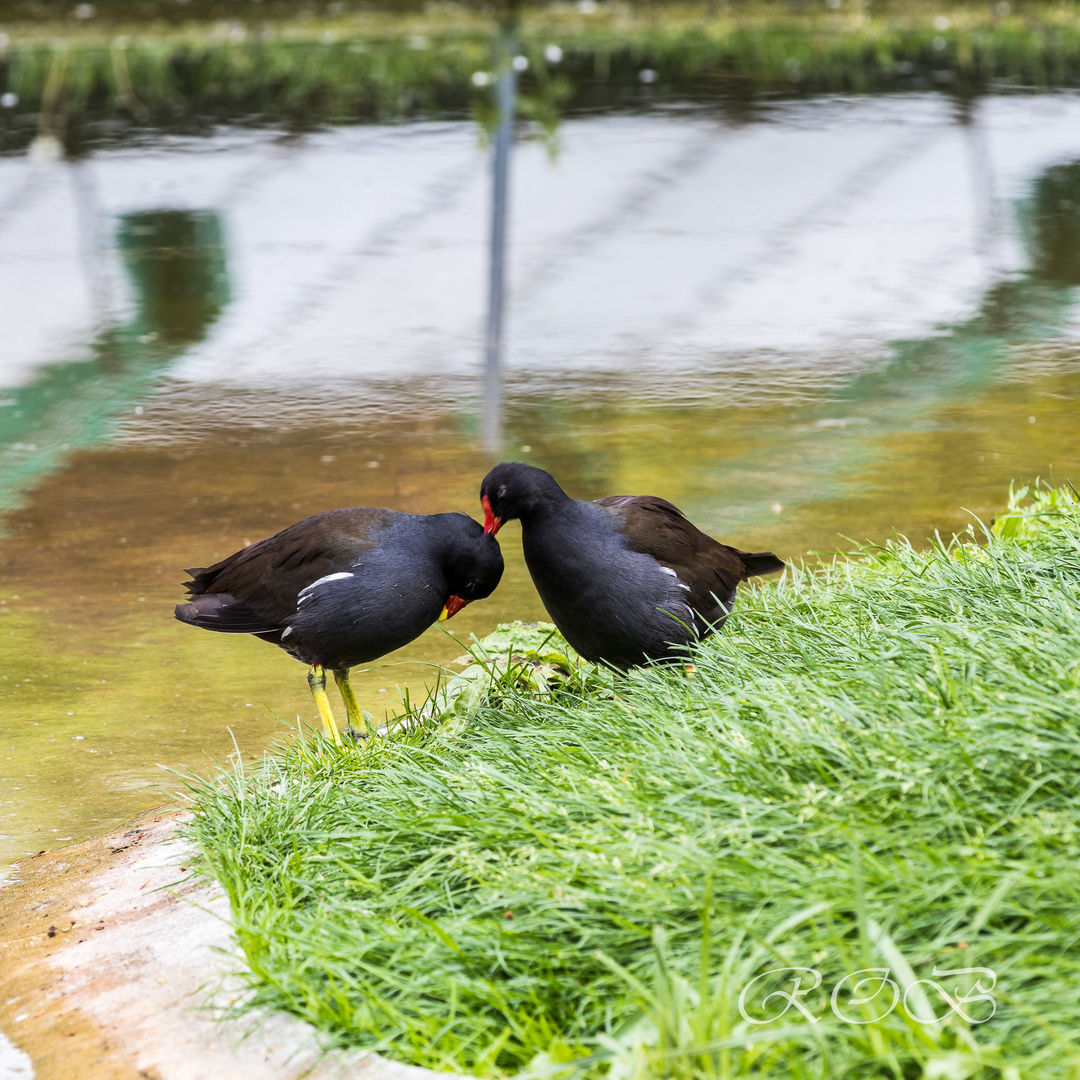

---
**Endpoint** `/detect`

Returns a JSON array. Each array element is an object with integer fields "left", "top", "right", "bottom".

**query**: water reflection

[
  {"left": 755, "top": 157, "right": 1080, "bottom": 525},
  {"left": 0, "top": 208, "right": 228, "bottom": 512},
  {"left": 118, "top": 211, "right": 229, "bottom": 347},
  {"left": 481, "top": 18, "right": 519, "bottom": 454},
  {"left": 1029, "top": 160, "right": 1080, "bottom": 285},
  {"left": 2, "top": 96, "right": 1080, "bottom": 873}
]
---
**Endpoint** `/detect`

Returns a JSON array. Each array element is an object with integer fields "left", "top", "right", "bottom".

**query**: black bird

[
  {"left": 175, "top": 508, "right": 503, "bottom": 742},
  {"left": 479, "top": 463, "right": 783, "bottom": 669}
]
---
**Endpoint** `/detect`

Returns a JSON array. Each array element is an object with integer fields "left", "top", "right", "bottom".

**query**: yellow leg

[
  {"left": 307, "top": 664, "right": 341, "bottom": 745},
  {"left": 334, "top": 668, "right": 374, "bottom": 738}
]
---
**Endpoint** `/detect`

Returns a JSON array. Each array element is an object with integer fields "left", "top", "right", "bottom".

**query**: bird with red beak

[{"left": 176, "top": 508, "right": 503, "bottom": 742}]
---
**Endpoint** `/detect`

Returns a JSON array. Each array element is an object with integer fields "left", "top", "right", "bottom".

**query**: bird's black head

[
  {"left": 435, "top": 513, "right": 504, "bottom": 620},
  {"left": 479, "top": 462, "right": 569, "bottom": 535}
]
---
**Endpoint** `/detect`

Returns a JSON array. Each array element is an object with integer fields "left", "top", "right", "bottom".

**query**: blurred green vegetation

[
  {"left": 3, "top": 2, "right": 1080, "bottom": 152},
  {"left": 2, "top": 0, "right": 1075, "bottom": 29},
  {"left": 0, "top": 209, "right": 229, "bottom": 512}
]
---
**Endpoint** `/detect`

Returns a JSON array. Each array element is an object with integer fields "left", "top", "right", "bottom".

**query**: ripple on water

[{"left": 2, "top": 94, "right": 1080, "bottom": 869}]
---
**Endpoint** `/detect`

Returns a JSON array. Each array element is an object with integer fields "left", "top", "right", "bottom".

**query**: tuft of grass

[{"left": 190, "top": 483, "right": 1080, "bottom": 1078}]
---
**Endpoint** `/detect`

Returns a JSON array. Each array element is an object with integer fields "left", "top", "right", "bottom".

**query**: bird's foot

[
  {"left": 345, "top": 712, "right": 379, "bottom": 744},
  {"left": 334, "top": 669, "right": 375, "bottom": 739}
]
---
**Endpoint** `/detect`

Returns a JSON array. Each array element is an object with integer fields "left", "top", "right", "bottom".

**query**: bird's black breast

[{"left": 522, "top": 501, "right": 696, "bottom": 668}]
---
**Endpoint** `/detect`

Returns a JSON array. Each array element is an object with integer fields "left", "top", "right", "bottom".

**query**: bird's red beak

[
  {"left": 482, "top": 495, "right": 502, "bottom": 537},
  {"left": 439, "top": 595, "right": 468, "bottom": 622}
]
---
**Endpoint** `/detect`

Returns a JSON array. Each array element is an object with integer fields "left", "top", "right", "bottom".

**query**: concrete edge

[{"left": 0, "top": 809, "right": 468, "bottom": 1080}]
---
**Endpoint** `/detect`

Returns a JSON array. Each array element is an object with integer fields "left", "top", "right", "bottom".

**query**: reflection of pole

[
  {"left": 955, "top": 94, "right": 997, "bottom": 265},
  {"left": 483, "top": 21, "right": 517, "bottom": 455},
  {"left": 70, "top": 158, "right": 111, "bottom": 332}
]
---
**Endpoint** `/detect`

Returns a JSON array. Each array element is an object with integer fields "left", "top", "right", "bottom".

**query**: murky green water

[{"left": 2, "top": 93, "right": 1080, "bottom": 873}]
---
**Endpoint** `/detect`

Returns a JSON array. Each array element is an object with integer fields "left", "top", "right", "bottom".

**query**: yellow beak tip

[{"left": 438, "top": 606, "right": 450, "bottom": 622}]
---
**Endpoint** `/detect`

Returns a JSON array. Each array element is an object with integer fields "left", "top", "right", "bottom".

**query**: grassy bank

[
  {"left": 5, "top": 3, "right": 1080, "bottom": 152},
  {"left": 190, "top": 482, "right": 1080, "bottom": 1078}
]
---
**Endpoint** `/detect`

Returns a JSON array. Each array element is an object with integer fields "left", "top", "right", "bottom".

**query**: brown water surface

[
  {"left": 3, "top": 95, "right": 1080, "bottom": 872},
  {"left": 3, "top": 352, "right": 1077, "bottom": 870}
]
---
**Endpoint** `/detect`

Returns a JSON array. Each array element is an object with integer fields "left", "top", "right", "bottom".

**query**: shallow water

[{"left": 2, "top": 91, "right": 1080, "bottom": 873}]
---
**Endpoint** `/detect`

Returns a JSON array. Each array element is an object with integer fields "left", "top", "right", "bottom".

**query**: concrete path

[{"left": 0, "top": 810, "right": 459, "bottom": 1080}]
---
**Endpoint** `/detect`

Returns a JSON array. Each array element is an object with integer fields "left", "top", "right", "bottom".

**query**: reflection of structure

[
  {"left": 2, "top": 96, "right": 1080, "bottom": 468},
  {"left": 0, "top": 209, "right": 229, "bottom": 515},
  {"left": 679, "top": 155, "right": 1080, "bottom": 533},
  {"left": 69, "top": 158, "right": 111, "bottom": 332},
  {"left": 482, "top": 19, "right": 519, "bottom": 454},
  {"left": 953, "top": 95, "right": 999, "bottom": 266}
]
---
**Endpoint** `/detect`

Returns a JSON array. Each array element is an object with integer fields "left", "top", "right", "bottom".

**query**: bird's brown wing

[
  {"left": 595, "top": 495, "right": 784, "bottom": 626},
  {"left": 180, "top": 508, "right": 393, "bottom": 626}
]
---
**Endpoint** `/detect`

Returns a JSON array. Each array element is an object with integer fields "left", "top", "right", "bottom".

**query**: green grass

[
  {"left": 8, "top": 3, "right": 1080, "bottom": 152},
  {"left": 189, "top": 482, "right": 1080, "bottom": 1078}
]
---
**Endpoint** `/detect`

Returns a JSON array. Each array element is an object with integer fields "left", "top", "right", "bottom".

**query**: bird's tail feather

[
  {"left": 740, "top": 552, "right": 786, "bottom": 577},
  {"left": 174, "top": 592, "right": 279, "bottom": 634}
]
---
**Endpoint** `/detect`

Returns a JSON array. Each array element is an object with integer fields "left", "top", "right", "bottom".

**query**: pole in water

[{"left": 482, "top": 19, "right": 517, "bottom": 454}]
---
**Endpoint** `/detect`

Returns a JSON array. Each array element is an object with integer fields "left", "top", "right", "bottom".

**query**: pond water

[{"left": 2, "top": 90, "right": 1080, "bottom": 874}]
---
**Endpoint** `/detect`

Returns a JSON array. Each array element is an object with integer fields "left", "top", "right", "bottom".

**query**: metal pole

[{"left": 482, "top": 23, "right": 517, "bottom": 455}]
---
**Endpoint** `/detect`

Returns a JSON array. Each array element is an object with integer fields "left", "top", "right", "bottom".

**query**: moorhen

[
  {"left": 479, "top": 463, "right": 784, "bottom": 669},
  {"left": 175, "top": 508, "right": 504, "bottom": 743}
]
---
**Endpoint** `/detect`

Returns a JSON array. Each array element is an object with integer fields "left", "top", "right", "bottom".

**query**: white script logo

[{"left": 737, "top": 966, "right": 997, "bottom": 1026}]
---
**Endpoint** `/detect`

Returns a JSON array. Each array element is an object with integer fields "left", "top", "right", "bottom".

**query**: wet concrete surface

[{"left": 0, "top": 808, "right": 470, "bottom": 1080}]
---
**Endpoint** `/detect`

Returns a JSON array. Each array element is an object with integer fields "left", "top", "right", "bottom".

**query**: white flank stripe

[
  {"left": 659, "top": 565, "right": 691, "bottom": 590},
  {"left": 298, "top": 571, "right": 354, "bottom": 599}
]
